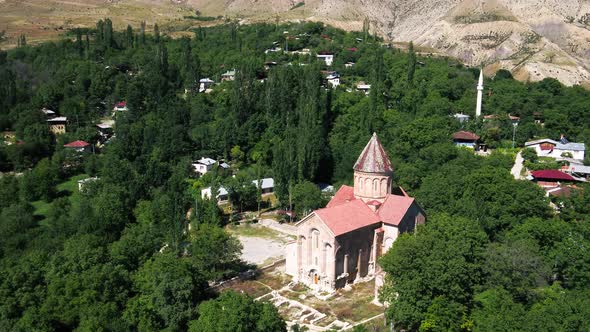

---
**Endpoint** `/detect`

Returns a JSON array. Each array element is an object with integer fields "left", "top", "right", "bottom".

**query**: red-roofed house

[
  {"left": 64, "top": 140, "right": 91, "bottom": 153},
  {"left": 113, "top": 101, "right": 128, "bottom": 112},
  {"left": 286, "top": 133, "right": 425, "bottom": 298},
  {"left": 530, "top": 170, "right": 578, "bottom": 188},
  {"left": 453, "top": 131, "right": 480, "bottom": 148}
]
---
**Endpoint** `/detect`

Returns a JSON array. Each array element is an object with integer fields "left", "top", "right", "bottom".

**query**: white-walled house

[
  {"left": 326, "top": 73, "right": 340, "bottom": 88},
  {"left": 317, "top": 52, "right": 334, "bottom": 66},
  {"left": 525, "top": 137, "right": 585, "bottom": 161},
  {"left": 192, "top": 157, "right": 218, "bottom": 175},
  {"left": 201, "top": 178, "right": 274, "bottom": 203},
  {"left": 199, "top": 78, "right": 215, "bottom": 93},
  {"left": 221, "top": 70, "right": 236, "bottom": 82},
  {"left": 201, "top": 186, "right": 229, "bottom": 202},
  {"left": 356, "top": 82, "right": 371, "bottom": 95},
  {"left": 252, "top": 178, "right": 274, "bottom": 194}
]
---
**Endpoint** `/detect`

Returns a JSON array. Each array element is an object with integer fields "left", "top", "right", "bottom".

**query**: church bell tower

[{"left": 353, "top": 133, "right": 394, "bottom": 203}]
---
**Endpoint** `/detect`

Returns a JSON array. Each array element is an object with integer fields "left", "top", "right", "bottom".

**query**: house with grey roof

[{"left": 525, "top": 136, "right": 585, "bottom": 161}]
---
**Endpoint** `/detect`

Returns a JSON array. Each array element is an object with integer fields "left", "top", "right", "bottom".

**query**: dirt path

[
  {"left": 511, "top": 151, "right": 524, "bottom": 180},
  {"left": 259, "top": 218, "right": 298, "bottom": 236}
]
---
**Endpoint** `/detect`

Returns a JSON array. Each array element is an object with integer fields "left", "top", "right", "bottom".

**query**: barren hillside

[{"left": 1, "top": 0, "right": 590, "bottom": 85}]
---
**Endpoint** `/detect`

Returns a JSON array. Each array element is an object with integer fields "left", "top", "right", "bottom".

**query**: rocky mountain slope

[
  {"left": 1, "top": 0, "right": 590, "bottom": 85},
  {"left": 209, "top": 0, "right": 590, "bottom": 86}
]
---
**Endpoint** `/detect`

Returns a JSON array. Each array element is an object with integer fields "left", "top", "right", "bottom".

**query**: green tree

[
  {"left": 379, "top": 214, "right": 488, "bottom": 330},
  {"left": 292, "top": 181, "right": 324, "bottom": 216},
  {"left": 124, "top": 252, "right": 207, "bottom": 331},
  {"left": 521, "top": 147, "right": 538, "bottom": 163},
  {"left": 189, "top": 291, "right": 286, "bottom": 332},
  {"left": 189, "top": 224, "right": 243, "bottom": 280},
  {"left": 471, "top": 288, "right": 525, "bottom": 332}
]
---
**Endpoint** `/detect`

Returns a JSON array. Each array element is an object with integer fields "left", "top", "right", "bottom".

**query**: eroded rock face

[{"left": 215, "top": 0, "right": 590, "bottom": 85}]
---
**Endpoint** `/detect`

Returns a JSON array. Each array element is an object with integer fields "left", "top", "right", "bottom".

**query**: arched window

[
  {"left": 373, "top": 179, "right": 378, "bottom": 193},
  {"left": 312, "top": 229, "right": 320, "bottom": 249}
]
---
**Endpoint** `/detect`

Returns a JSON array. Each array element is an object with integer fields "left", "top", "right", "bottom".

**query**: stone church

[{"left": 286, "top": 133, "right": 425, "bottom": 294}]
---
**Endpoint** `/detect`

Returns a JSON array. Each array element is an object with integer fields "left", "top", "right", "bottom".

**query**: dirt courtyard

[
  {"left": 238, "top": 235, "right": 287, "bottom": 265},
  {"left": 226, "top": 223, "right": 294, "bottom": 266}
]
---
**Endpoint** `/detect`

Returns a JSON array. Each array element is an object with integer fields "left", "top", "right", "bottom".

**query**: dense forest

[{"left": 1, "top": 19, "right": 590, "bottom": 331}]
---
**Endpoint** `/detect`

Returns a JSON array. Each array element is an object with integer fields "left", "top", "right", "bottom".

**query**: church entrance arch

[{"left": 309, "top": 269, "right": 319, "bottom": 285}]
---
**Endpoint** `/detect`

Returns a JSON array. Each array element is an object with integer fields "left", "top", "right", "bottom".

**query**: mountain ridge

[{"left": 1, "top": 0, "right": 589, "bottom": 86}]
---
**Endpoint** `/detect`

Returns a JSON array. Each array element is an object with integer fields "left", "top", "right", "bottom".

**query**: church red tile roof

[
  {"left": 316, "top": 182, "right": 419, "bottom": 235},
  {"left": 315, "top": 200, "right": 381, "bottom": 236},
  {"left": 377, "top": 194, "right": 416, "bottom": 226},
  {"left": 353, "top": 133, "right": 393, "bottom": 173},
  {"left": 326, "top": 185, "right": 355, "bottom": 208}
]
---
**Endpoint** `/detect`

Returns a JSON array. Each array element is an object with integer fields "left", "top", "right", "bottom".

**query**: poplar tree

[
  {"left": 140, "top": 21, "right": 146, "bottom": 45},
  {"left": 154, "top": 23, "right": 160, "bottom": 44},
  {"left": 104, "top": 18, "right": 113, "bottom": 48},
  {"left": 126, "top": 25, "right": 134, "bottom": 48},
  {"left": 407, "top": 41, "right": 416, "bottom": 84}
]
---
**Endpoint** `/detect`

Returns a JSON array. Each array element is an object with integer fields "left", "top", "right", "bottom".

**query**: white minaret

[{"left": 476, "top": 69, "right": 483, "bottom": 118}]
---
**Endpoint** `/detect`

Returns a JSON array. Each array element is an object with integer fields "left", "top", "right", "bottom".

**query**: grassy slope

[{"left": 32, "top": 173, "right": 89, "bottom": 221}]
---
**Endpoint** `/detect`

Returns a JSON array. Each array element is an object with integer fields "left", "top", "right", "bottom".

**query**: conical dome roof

[{"left": 353, "top": 133, "right": 393, "bottom": 173}]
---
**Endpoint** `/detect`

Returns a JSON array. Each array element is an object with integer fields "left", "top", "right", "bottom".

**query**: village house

[
  {"left": 199, "top": 78, "right": 215, "bottom": 93},
  {"left": 356, "top": 82, "right": 371, "bottom": 95},
  {"left": 221, "top": 70, "right": 236, "bottom": 82},
  {"left": 317, "top": 52, "right": 334, "bottom": 66},
  {"left": 41, "top": 107, "right": 56, "bottom": 117},
  {"left": 528, "top": 170, "right": 582, "bottom": 188},
  {"left": 201, "top": 186, "right": 230, "bottom": 202},
  {"left": 113, "top": 101, "right": 128, "bottom": 112},
  {"left": 192, "top": 157, "right": 218, "bottom": 175},
  {"left": 96, "top": 121, "right": 114, "bottom": 139},
  {"left": 483, "top": 113, "right": 520, "bottom": 124},
  {"left": 47, "top": 117, "right": 67, "bottom": 135},
  {"left": 285, "top": 133, "right": 425, "bottom": 298},
  {"left": 525, "top": 136, "right": 585, "bottom": 161},
  {"left": 264, "top": 47, "right": 282, "bottom": 54},
  {"left": 64, "top": 140, "right": 92, "bottom": 153},
  {"left": 528, "top": 169, "right": 585, "bottom": 199},
  {"left": 290, "top": 48, "right": 311, "bottom": 56},
  {"left": 568, "top": 164, "right": 590, "bottom": 180},
  {"left": 325, "top": 72, "right": 340, "bottom": 88},
  {"left": 452, "top": 131, "right": 480, "bottom": 149},
  {"left": 201, "top": 178, "right": 274, "bottom": 203},
  {"left": 453, "top": 113, "right": 470, "bottom": 123},
  {"left": 252, "top": 178, "right": 275, "bottom": 194}
]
